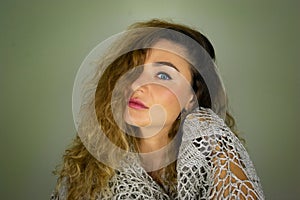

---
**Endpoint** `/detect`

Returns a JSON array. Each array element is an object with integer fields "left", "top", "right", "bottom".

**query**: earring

[{"left": 177, "top": 109, "right": 187, "bottom": 120}]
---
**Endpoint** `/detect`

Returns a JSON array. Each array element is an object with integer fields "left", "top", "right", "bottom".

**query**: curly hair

[{"left": 53, "top": 19, "right": 241, "bottom": 199}]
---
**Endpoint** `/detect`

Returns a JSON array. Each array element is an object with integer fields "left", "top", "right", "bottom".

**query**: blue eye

[{"left": 157, "top": 72, "right": 172, "bottom": 80}]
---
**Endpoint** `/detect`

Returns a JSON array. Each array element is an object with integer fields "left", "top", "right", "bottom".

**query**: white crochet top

[{"left": 51, "top": 108, "right": 264, "bottom": 199}]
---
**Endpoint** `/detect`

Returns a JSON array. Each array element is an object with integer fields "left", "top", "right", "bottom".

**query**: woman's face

[{"left": 124, "top": 40, "right": 194, "bottom": 135}]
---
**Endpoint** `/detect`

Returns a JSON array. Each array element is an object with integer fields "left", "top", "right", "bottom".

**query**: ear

[{"left": 184, "top": 94, "right": 196, "bottom": 112}]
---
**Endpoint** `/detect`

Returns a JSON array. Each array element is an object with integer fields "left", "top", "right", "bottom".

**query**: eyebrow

[{"left": 152, "top": 61, "right": 180, "bottom": 72}]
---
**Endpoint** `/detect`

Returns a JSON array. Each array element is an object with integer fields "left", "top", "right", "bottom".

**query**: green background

[{"left": 1, "top": 0, "right": 299, "bottom": 199}]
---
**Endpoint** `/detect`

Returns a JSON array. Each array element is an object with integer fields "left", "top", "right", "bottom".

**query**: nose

[{"left": 131, "top": 72, "right": 148, "bottom": 93}]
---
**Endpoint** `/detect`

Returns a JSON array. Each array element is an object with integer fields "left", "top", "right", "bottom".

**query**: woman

[{"left": 51, "top": 19, "right": 264, "bottom": 199}]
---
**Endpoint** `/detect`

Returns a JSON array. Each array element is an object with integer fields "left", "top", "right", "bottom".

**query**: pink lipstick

[{"left": 128, "top": 98, "right": 148, "bottom": 110}]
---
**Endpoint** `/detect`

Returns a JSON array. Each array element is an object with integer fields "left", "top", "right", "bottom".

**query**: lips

[{"left": 128, "top": 98, "right": 149, "bottom": 110}]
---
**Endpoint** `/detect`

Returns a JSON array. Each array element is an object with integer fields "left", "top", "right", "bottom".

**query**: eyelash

[{"left": 156, "top": 72, "right": 172, "bottom": 80}]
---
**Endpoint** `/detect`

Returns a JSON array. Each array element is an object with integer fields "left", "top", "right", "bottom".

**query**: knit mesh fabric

[{"left": 51, "top": 108, "right": 264, "bottom": 199}]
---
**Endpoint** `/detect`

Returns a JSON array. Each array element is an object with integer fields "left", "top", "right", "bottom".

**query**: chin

[
  {"left": 124, "top": 109, "right": 151, "bottom": 127},
  {"left": 125, "top": 119, "right": 151, "bottom": 128}
]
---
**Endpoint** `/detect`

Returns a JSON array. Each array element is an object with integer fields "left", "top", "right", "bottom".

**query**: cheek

[
  {"left": 154, "top": 87, "right": 182, "bottom": 116},
  {"left": 159, "top": 85, "right": 192, "bottom": 110}
]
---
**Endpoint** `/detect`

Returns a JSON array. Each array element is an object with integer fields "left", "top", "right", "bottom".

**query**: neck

[
  {"left": 138, "top": 125, "right": 171, "bottom": 153},
  {"left": 137, "top": 125, "right": 171, "bottom": 172},
  {"left": 137, "top": 123, "right": 182, "bottom": 172}
]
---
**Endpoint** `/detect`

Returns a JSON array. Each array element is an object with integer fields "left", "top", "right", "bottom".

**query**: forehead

[{"left": 145, "top": 40, "right": 192, "bottom": 82}]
